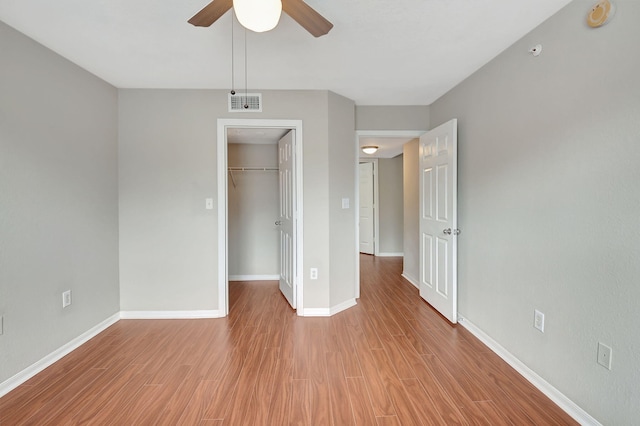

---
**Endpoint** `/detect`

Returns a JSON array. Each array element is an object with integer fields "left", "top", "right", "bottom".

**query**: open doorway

[
  {"left": 357, "top": 131, "right": 422, "bottom": 255},
  {"left": 217, "top": 119, "right": 304, "bottom": 316},
  {"left": 356, "top": 130, "right": 423, "bottom": 296},
  {"left": 227, "top": 128, "right": 285, "bottom": 282}
]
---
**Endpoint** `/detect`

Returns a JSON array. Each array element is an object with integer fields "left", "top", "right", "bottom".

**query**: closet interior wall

[{"left": 227, "top": 143, "right": 280, "bottom": 280}]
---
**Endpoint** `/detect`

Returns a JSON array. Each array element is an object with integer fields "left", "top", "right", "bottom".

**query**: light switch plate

[{"left": 341, "top": 198, "right": 349, "bottom": 209}]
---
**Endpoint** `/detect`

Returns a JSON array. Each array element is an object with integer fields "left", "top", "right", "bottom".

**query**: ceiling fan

[{"left": 188, "top": 0, "right": 333, "bottom": 37}]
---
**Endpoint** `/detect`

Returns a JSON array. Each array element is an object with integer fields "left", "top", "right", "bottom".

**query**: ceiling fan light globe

[{"left": 233, "top": 0, "right": 282, "bottom": 33}]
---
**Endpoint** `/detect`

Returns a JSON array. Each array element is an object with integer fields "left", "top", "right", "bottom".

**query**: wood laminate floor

[{"left": 0, "top": 255, "right": 577, "bottom": 425}]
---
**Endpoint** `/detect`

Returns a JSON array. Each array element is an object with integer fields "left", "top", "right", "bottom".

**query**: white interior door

[
  {"left": 419, "top": 119, "right": 458, "bottom": 324},
  {"left": 278, "top": 131, "right": 296, "bottom": 308},
  {"left": 359, "top": 162, "right": 375, "bottom": 255}
]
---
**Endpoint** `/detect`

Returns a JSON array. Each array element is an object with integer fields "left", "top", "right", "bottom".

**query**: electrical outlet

[
  {"left": 62, "top": 290, "right": 72, "bottom": 308},
  {"left": 534, "top": 309, "right": 545, "bottom": 333},
  {"left": 597, "top": 342, "right": 612, "bottom": 370},
  {"left": 310, "top": 268, "right": 318, "bottom": 280}
]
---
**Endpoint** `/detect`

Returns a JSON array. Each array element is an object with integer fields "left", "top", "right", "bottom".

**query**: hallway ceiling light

[
  {"left": 361, "top": 146, "right": 379, "bottom": 155},
  {"left": 233, "top": 0, "right": 282, "bottom": 33}
]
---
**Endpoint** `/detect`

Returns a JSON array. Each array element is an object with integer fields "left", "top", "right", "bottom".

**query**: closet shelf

[
  {"left": 228, "top": 167, "right": 278, "bottom": 171},
  {"left": 228, "top": 167, "right": 278, "bottom": 188}
]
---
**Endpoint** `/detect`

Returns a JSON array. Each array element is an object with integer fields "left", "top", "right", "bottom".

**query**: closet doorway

[{"left": 217, "top": 119, "right": 303, "bottom": 317}]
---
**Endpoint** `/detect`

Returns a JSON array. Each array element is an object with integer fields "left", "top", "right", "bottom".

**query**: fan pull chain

[
  {"left": 244, "top": 28, "right": 249, "bottom": 109},
  {"left": 230, "top": 13, "right": 235, "bottom": 95}
]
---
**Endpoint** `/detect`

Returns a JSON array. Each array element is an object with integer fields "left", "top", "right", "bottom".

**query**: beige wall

[
  {"left": 118, "top": 89, "right": 357, "bottom": 313},
  {"left": 0, "top": 21, "right": 119, "bottom": 384},
  {"left": 328, "top": 91, "right": 357, "bottom": 307},
  {"left": 118, "top": 90, "right": 220, "bottom": 311},
  {"left": 355, "top": 106, "right": 429, "bottom": 130},
  {"left": 378, "top": 156, "right": 404, "bottom": 255},
  {"left": 429, "top": 1, "right": 640, "bottom": 423},
  {"left": 402, "top": 140, "right": 419, "bottom": 284}
]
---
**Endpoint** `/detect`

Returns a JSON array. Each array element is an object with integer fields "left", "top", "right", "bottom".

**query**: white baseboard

[
  {"left": 376, "top": 252, "right": 403, "bottom": 257},
  {"left": 401, "top": 273, "right": 419, "bottom": 289},
  {"left": 458, "top": 315, "right": 601, "bottom": 426},
  {"left": 302, "top": 299, "right": 357, "bottom": 317},
  {"left": 0, "top": 312, "right": 120, "bottom": 399},
  {"left": 331, "top": 298, "right": 357, "bottom": 315},
  {"left": 120, "top": 310, "right": 221, "bottom": 319},
  {"left": 228, "top": 275, "right": 279, "bottom": 281}
]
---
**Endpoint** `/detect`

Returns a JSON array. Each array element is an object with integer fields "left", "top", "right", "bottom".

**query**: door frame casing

[{"left": 217, "top": 119, "right": 304, "bottom": 316}]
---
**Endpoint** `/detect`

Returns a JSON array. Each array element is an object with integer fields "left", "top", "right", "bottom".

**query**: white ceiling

[
  {"left": 227, "top": 127, "right": 290, "bottom": 144},
  {"left": 0, "top": 0, "right": 572, "bottom": 106}
]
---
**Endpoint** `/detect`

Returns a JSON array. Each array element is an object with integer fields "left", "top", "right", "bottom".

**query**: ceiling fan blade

[
  {"left": 282, "top": 0, "right": 333, "bottom": 37},
  {"left": 188, "top": 0, "right": 233, "bottom": 27}
]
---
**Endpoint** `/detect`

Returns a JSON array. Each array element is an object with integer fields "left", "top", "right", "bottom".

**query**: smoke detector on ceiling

[{"left": 529, "top": 44, "right": 542, "bottom": 57}]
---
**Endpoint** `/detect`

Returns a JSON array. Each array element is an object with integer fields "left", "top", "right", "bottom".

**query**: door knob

[
  {"left": 443, "top": 228, "right": 461, "bottom": 235},
  {"left": 275, "top": 221, "right": 282, "bottom": 226},
  {"left": 443, "top": 228, "right": 452, "bottom": 235}
]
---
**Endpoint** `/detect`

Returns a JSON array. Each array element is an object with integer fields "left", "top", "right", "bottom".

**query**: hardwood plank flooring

[{"left": 0, "top": 255, "right": 577, "bottom": 425}]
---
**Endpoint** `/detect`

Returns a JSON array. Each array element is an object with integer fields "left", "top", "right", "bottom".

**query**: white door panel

[
  {"left": 279, "top": 131, "right": 296, "bottom": 308},
  {"left": 419, "top": 119, "right": 458, "bottom": 324}
]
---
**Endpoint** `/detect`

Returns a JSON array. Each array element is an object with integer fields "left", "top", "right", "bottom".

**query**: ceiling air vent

[{"left": 228, "top": 93, "right": 262, "bottom": 112}]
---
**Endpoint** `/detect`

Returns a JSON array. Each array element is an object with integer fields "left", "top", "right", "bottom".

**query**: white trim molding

[
  {"left": 458, "top": 315, "right": 601, "bottom": 426},
  {"left": 218, "top": 118, "right": 304, "bottom": 317},
  {"left": 228, "top": 275, "right": 280, "bottom": 281},
  {"left": 377, "top": 252, "right": 404, "bottom": 257},
  {"left": 0, "top": 313, "right": 120, "bottom": 398},
  {"left": 330, "top": 299, "right": 357, "bottom": 315},
  {"left": 302, "top": 299, "right": 357, "bottom": 317},
  {"left": 401, "top": 273, "right": 419, "bottom": 289},
  {"left": 120, "top": 310, "right": 221, "bottom": 319}
]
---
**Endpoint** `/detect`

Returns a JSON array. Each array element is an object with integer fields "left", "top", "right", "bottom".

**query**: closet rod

[{"left": 227, "top": 167, "right": 278, "bottom": 171}]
